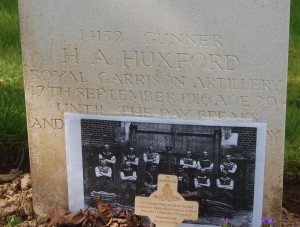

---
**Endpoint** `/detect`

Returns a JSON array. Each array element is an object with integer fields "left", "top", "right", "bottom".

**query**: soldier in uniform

[
  {"left": 220, "top": 154, "right": 240, "bottom": 209},
  {"left": 197, "top": 151, "right": 214, "bottom": 174},
  {"left": 220, "top": 154, "right": 237, "bottom": 175},
  {"left": 216, "top": 169, "right": 234, "bottom": 206},
  {"left": 194, "top": 169, "right": 213, "bottom": 199},
  {"left": 99, "top": 144, "right": 116, "bottom": 169},
  {"left": 141, "top": 163, "right": 158, "bottom": 196},
  {"left": 182, "top": 169, "right": 212, "bottom": 213},
  {"left": 143, "top": 144, "right": 160, "bottom": 170},
  {"left": 95, "top": 159, "right": 117, "bottom": 193},
  {"left": 177, "top": 165, "right": 190, "bottom": 194},
  {"left": 180, "top": 150, "right": 197, "bottom": 191},
  {"left": 159, "top": 145, "right": 177, "bottom": 175},
  {"left": 123, "top": 147, "right": 139, "bottom": 171},
  {"left": 120, "top": 160, "right": 137, "bottom": 206}
]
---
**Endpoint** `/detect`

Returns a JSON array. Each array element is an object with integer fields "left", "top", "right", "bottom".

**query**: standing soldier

[
  {"left": 197, "top": 151, "right": 214, "bottom": 174},
  {"left": 159, "top": 145, "right": 177, "bottom": 175},
  {"left": 99, "top": 144, "right": 116, "bottom": 181},
  {"left": 123, "top": 147, "right": 139, "bottom": 171},
  {"left": 143, "top": 144, "right": 160, "bottom": 170},
  {"left": 220, "top": 154, "right": 237, "bottom": 175},
  {"left": 180, "top": 150, "right": 197, "bottom": 191}
]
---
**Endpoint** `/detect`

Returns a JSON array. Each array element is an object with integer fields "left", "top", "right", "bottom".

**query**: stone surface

[{"left": 18, "top": 0, "right": 290, "bottom": 225}]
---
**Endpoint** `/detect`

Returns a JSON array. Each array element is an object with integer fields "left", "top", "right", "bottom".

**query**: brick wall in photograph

[
  {"left": 219, "top": 127, "right": 257, "bottom": 209},
  {"left": 81, "top": 119, "right": 121, "bottom": 147}
]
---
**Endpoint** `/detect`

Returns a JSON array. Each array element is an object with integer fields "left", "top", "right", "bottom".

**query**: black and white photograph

[{"left": 65, "top": 113, "right": 267, "bottom": 227}]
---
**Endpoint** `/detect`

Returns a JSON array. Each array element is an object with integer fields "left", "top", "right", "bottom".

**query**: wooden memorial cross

[{"left": 135, "top": 174, "right": 198, "bottom": 227}]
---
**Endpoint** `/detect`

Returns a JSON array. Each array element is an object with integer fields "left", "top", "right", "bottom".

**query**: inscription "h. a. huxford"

[{"left": 61, "top": 48, "right": 239, "bottom": 71}]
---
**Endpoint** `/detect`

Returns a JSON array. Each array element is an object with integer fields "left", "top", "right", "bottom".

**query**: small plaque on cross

[{"left": 135, "top": 174, "right": 199, "bottom": 227}]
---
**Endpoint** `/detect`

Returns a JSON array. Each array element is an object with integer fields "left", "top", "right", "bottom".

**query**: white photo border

[{"left": 64, "top": 113, "right": 267, "bottom": 227}]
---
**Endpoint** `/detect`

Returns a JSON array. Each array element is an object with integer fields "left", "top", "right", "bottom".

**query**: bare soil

[
  {"left": 0, "top": 171, "right": 299, "bottom": 226},
  {"left": 282, "top": 179, "right": 300, "bottom": 226}
]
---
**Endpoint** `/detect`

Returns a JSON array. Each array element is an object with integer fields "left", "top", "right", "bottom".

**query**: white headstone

[{"left": 19, "top": 0, "right": 290, "bottom": 225}]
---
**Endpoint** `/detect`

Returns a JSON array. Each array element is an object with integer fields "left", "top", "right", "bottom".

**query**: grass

[
  {"left": 0, "top": 0, "right": 27, "bottom": 170},
  {"left": 0, "top": 0, "right": 22, "bottom": 88},
  {"left": 0, "top": 0, "right": 299, "bottom": 175},
  {"left": 285, "top": 0, "right": 300, "bottom": 178}
]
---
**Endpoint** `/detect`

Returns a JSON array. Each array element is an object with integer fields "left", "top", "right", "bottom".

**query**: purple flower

[
  {"left": 261, "top": 217, "right": 275, "bottom": 227},
  {"left": 225, "top": 218, "right": 233, "bottom": 224},
  {"left": 222, "top": 218, "right": 233, "bottom": 227}
]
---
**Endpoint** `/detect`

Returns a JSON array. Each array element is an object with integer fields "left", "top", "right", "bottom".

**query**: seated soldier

[
  {"left": 177, "top": 165, "right": 190, "bottom": 194},
  {"left": 216, "top": 169, "right": 234, "bottom": 206},
  {"left": 95, "top": 159, "right": 117, "bottom": 193},
  {"left": 120, "top": 160, "right": 137, "bottom": 206},
  {"left": 194, "top": 169, "right": 213, "bottom": 200},
  {"left": 182, "top": 169, "right": 213, "bottom": 214},
  {"left": 141, "top": 164, "right": 158, "bottom": 196}
]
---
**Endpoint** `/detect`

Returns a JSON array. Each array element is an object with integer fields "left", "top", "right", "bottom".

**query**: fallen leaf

[
  {"left": 47, "top": 205, "right": 85, "bottom": 226},
  {"left": 97, "top": 195, "right": 112, "bottom": 225}
]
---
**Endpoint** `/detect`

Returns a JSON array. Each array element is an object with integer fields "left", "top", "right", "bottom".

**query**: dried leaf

[
  {"left": 48, "top": 205, "right": 85, "bottom": 226},
  {"left": 97, "top": 195, "right": 112, "bottom": 225},
  {"left": 107, "top": 217, "right": 130, "bottom": 226},
  {"left": 82, "top": 209, "right": 100, "bottom": 226}
]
